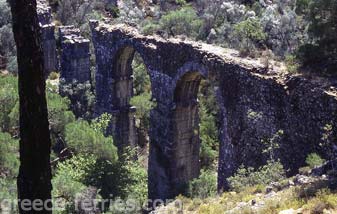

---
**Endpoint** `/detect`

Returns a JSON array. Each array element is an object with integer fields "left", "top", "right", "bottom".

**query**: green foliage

[
  {"left": 111, "top": 148, "right": 147, "bottom": 202},
  {"left": 199, "top": 103, "right": 219, "bottom": 169},
  {"left": 228, "top": 161, "right": 285, "bottom": 192},
  {"left": 262, "top": 130, "right": 283, "bottom": 162},
  {"left": 59, "top": 80, "right": 95, "bottom": 119},
  {"left": 198, "top": 80, "right": 220, "bottom": 169},
  {"left": 0, "top": 75, "right": 19, "bottom": 131},
  {"left": 188, "top": 169, "right": 217, "bottom": 199},
  {"left": 306, "top": 153, "right": 325, "bottom": 169},
  {"left": 0, "top": 131, "right": 19, "bottom": 177},
  {"left": 234, "top": 18, "right": 266, "bottom": 43},
  {"left": 141, "top": 21, "right": 160, "bottom": 35},
  {"left": 65, "top": 120, "right": 118, "bottom": 162},
  {"left": 91, "top": 113, "right": 112, "bottom": 134},
  {"left": 234, "top": 18, "right": 266, "bottom": 57},
  {"left": 159, "top": 6, "right": 203, "bottom": 38},
  {"left": 132, "top": 55, "right": 151, "bottom": 95},
  {"left": 0, "top": 0, "right": 16, "bottom": 73},
  {"left": 298, "top": 0, "right": 337, "bottom": 75},
  {"left": 320, "top": 123, "right": 335, "bottom": 164},
  {"left": 130, "top": 93, "right": 154, "bottom": 131},
  {"left": 0, "top": 178, "right": 17, "bottom": 212},
  {"left": 0, "top": 75, "right": 18, "bottom": 132},
  {"left": 8, "top": 83, "right": 76, "bottom": 138},
  {"left": 52, "top": 155, "right": 94, "bottom": 213},
  {"left": 47, "top": 86, "right": 76, "bottom": 135},
  {"left": 285, "top": 54, "right": 300, "bottom": 74}
]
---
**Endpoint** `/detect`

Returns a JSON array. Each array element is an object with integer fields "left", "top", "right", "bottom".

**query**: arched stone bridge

[{"left": 89, "top": 21, "right": 337, "bottom": 201}]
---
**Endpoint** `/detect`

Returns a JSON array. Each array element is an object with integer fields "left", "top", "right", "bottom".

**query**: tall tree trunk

[{"left": 10, "top": 0, "right": 53, "bottom": 213}]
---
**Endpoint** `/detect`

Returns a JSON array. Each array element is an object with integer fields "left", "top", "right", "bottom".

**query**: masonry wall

[
  {"left": 217, "top": 70, "right": 337, "bottom": 190},
  {"left": 59, "top": 26, "right": 91, "bottom": 83},
  {"left": 90, "top": 22, "right": 337, "bottom": 202},
  {"left": 37, "top": 0, "right": 57, "bottom": 76}
]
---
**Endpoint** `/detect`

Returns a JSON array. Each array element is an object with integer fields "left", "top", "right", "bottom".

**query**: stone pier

[
  {"left": 37, "top": 0, "right": 57, "bottom": 77},
  {"left": 59, "top": 26, "right": 91, "bottom": 83}
]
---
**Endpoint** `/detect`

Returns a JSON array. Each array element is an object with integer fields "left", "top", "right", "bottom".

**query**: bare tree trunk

[{"left": 10, "top": 0, "right": 53, "bottom": 213}]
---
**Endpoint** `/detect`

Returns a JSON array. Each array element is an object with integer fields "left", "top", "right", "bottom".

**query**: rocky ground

[{"left": 152, "top": 162, "right": 337, "bottom": 214}]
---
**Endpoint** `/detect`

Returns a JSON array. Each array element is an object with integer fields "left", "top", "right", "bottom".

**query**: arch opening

[
  {"left": 171, "top": 71, "right": 220, "bottom": 195},
  {"left": 112, "top": 46, "right": 155, "bottom": 160}
]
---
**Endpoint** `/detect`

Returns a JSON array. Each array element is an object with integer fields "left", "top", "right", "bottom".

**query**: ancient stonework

[
  {"left": 59, "top": 26, "right": 91, "bottom": 83},
  {"left": 37, "top": 0, "right": 57, "bottom": 76},
  {"left": 90, "top": 21, "right": 337, "bottom": 202}
]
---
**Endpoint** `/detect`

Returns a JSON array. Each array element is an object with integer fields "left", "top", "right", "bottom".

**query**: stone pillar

[
  {"left": 148, "top": 72, "right": 202, "bottom": 202},
  {"left": 216, "top": 88, "right": 235, "bottom": 192},
  {"left": 59, "top": 26, "right": 91, "bottom": 83},
  {"left": 37, "top": 0, "right": 58, "bottom": 77},
  {"left": 111, "top": 106, "right": 138, "bottom": 151}
]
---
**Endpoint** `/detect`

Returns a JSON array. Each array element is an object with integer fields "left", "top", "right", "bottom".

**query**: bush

[
  {"left": 52, "top": 155, "right": 94, "bottom": 214},
  {"left": 188, "top": 169, "right": 217, "bottom": 199},
  {"left": 141, "top": 21, "right": 160, "bottom": 35},
  {"left": 0, "top": 131, "right": 19, "bottom": 177},
  {"left": 132, "top": 54, "right": 151, "bottom": 95},
  {"left": 298, "top": 0, "right": 337, "bottom": 75},
  {"left": 285, "top": 54, "right": 300, "bottom": 74},
  {"left": 65, "top": 120, "right": 118, "bottom": 162},
  {"left": 198, "top": 80, "right": 220, "bottom": 169},
  {"left": 0, "top": 75, "right": 18, "bottom": 132},
  {"left": 130, "top": 93, "right": 154, "bottom": 132},
  {"left": 8, "top": 83, "right": 76, "bottom": 139},
  {"left": 0, "top": 177, "right": 17, "bottom": 212},
  {"left": 228, "top": 161, "right": 285, "bottom": 192},
  {"left": 234, "top": 18, "right": 266, "bottom": 57},
  {"left": 59, "top": 80, "right": 95, "bottom": 119},
  {"left": 159, "top": 6, "right": 203, "bottom": 38},
  {"left": 306, "top": 153, "right": 325, "bottom": 169}
]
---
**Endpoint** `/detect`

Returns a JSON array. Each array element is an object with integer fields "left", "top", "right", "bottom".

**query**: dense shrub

[
  {"left": 0, "top": 75, "right": 18, "bottom": 132},
  {"left": 132, "top": 55, "right": 151, "bottom": 96},
  {"left": 130, "top": 93, "right": 154, "bottom": 132},
  {"left": 306, "top": 153, "right": 325, "bottom": 169},
  {"left": 228, "top": 161, "right": 285, "bottom": 192},
  {"left": 59, "top": 80, "right": 95, "bottom": 119},
  {"left": 298, "top": 0, "right": 337, "bottom": 75},
  {"left": 188, "top": 169, "right": 217, "bottom": 199},
  {"left": 199, "top": 103, "right": 219, "bottom": 169},
  {"left": 0, "top": 0, "right": 16, "bottom": 73},
  {"left": 9, "top": 83, "right": 76, "bottom": 139},
  {"left": 198, "top": 80, "right": 220, "bottom": 169},
  {"left": 52, "top": 155, "right": 91, "bottom": 213},
  {"left": 234, "top": 18, "right": 266, "bottom": 57},
  {"left": 159, "top": 6, "right": 203, "bottom": 38},
  {"left": 65, "top": 120, "right": 117, "bottom": 161},
  {"left": 0, "top": 131, "right": 19, "bottom": 177},
  {"left": 112, "top": 148, "right": 148, "bottom": 203}
]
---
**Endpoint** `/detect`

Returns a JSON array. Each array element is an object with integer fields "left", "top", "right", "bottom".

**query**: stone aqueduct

[
  {"left": 89, "top": 21, "right": 336, "bottom": 201},
  {"left": 37, "top": 0, "right": 337, "bottom": 201}
]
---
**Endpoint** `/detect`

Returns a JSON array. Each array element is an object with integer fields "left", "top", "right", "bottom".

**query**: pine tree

[{"left": 9, "top": 0, "right": 53, "bottom": 213}]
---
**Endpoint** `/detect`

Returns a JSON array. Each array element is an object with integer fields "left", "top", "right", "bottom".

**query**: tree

[
  {"left": 9, "top": 0, "right": 53, "bottom": 212},
  {"left": 298, "top": 0, "right": 337, "bottom": 75},
  {"left": 159, "top": 6, "right": 203, "bottom": 38}
]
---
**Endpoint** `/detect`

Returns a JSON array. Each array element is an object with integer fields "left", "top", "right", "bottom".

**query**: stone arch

[
  {"left": 108, "top": 44, "right": 153, "bottom": 149},
  {"left": 169, "top": 62, "right": 210, "bottom": 195}
]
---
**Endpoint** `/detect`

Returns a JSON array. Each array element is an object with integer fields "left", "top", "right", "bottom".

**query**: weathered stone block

[
  {"left": 59, "top": 26, "right": 91, "bottom": 83},
  {"left": 37, "top": 0, "right": 58, "bottom": 76}
]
